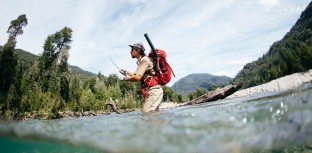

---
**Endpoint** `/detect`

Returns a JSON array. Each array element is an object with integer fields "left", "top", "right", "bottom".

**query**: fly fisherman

[{"left": 119, "top": 42, "right": 163, "bottom": 112}]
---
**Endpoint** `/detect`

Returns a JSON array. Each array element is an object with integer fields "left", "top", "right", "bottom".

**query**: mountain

[
  {"left": 171, "top": 73, "right": 232, "bottom": 95},
  {"left": 15, "top": 49, "right": 96, "bottom": 80},
  {"left": 233, "top": 2, "right": 312, "bottom": 89}
]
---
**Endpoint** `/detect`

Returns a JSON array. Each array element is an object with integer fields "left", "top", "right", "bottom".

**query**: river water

[{"left": 1, "top": 83, "right": 312, "bottom": 153}]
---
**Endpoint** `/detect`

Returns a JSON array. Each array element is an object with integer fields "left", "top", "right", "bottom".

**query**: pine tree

[
  {"left": 0, "top": 14, "right": 27, "bottom": 112},
  {"left": 37, "top": 27, "right": 72, "bottom": 94},
  {"left": 58, "top": 47, "right": 70, "bottom": 102},
  {"left": 69, "top": 76, "right": 81, "bottom": 111},
  {"left": 0, "top": 14, "right": 27, "bottom": 93}
]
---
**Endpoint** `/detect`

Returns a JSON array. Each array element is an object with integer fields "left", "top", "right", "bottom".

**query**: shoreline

[
  {"left": 227, "top": 69, "right": 312, "bottom": 99},
  {"left": 1, "top": 108, "right": 139, "bottom": 121}
]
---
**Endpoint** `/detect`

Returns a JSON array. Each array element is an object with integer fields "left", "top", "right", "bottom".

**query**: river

[{"left": 1, "top": 83, "right": 312, "bottom": 153}]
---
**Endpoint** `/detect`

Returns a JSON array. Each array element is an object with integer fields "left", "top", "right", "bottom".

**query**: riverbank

[
  {"left": 227, "top": 69, "right": 312, "bottom": 99},
  {"left": 0, "top": 108, "right": 138, "bottom": 120}
]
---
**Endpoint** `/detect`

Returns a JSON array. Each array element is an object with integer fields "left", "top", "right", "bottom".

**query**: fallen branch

[{"left": 180, "top": 83, "right": 242, "bottom": 106}]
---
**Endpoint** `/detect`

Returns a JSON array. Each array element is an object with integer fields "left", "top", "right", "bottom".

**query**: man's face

[{"left": 131, "top": 47, "right": 139, "bottom": 58}]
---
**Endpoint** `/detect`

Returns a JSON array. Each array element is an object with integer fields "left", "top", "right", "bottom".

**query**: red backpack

[
  {"left": 141, "top": 49, "right": 175, "bottom": 100},
  {"left": 143, "top": 49, "right": 175, "bottom": 87}
]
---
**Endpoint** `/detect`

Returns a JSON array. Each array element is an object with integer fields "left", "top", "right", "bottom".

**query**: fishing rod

[
  {"left": 108, "top": 54, "right": 127, "bottom": 76},
  {"left": 108, "top": 47, "right": 127, "bottom": 76}
]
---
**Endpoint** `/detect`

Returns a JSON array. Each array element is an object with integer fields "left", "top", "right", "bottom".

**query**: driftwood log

[
  {"left": 180, "top": 83, "right": 242, "bottom": 106},
  {"left": 105, "top": 97, "right": 136, "bottom": 114}
]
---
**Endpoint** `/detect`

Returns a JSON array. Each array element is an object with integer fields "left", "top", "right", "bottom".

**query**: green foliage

[
  {"left": 163, "top": 86, "right": 174, "bottom": 102},
  {"left": 108, "top": 84, "right": 122, "bottom": 100},
  {"left": 38, "top": 27, "right": 72, "bottom": 71},
  {"left": 60, "top": 75, "right": 70, "bottom": 102},
  {"left": 70, "top": 66, "right": 96, "bottom": 81},
  {"left": 119, "top": 91, "right": 141, "bottom": 109},
  {"left": 234, "top": 2, "right": 312, "bottom": 89},
  {"left": 6, "top": 85, "right": 20, "bottom": 113},
  {"left": 0, "top": 14, "right": 28, "bottom": 113},
  {"left": 68, "top": 76, "right": 81, "bottom": 111},
  {"left": 162, "top": 86, "right": 184, "bottom": 102},
  {"left": 15, "top": 49, "right": 96, "bottom": 81},
  {"left": 1, "top": 14, "right": 28, "bottom": 93},
  {"left": 7, "top": 14, "right": 28, "bottom": 43},
  {"left": 188, "top": 88, "right": 206, "bottom": 101},
  {"left": 209, "top": 83, "right": 226, "bottom": 91},
  {"left": 38, "top": 27, "right": 72, "bottom": 93},
  {"left": 0, "top": 92, "right": 5, "bottom": 111},
  {"left": 15, "top": 49, "right": 38, "bottom": 67},
  {"left": 106, "top": 74, "right": 119, "bottom": 86},
  {"left": 0, "top": 42, "right": 17, "bottom": 93}
]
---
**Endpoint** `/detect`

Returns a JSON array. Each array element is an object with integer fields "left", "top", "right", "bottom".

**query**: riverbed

[{"left": 1, "top": 83, "right": 312, "bottom": 153}]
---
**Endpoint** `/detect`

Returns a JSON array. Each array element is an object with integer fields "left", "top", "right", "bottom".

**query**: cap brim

[{"left": 129, "top": 45, "right": 134, "bottom": 48}]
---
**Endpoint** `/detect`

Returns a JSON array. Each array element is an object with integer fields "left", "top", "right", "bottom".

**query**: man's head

[{"left": 129, "top": 42, "right": 145, "bottom": 58}]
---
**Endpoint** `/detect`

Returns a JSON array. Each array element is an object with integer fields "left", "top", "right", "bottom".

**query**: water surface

[{"left": 1, "top": 83, "right": 312, "bottom": 153}]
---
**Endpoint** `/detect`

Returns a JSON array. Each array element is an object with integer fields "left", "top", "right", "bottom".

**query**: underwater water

[{"left": 1, "top": 83, "right": 312, "bottom": 153}]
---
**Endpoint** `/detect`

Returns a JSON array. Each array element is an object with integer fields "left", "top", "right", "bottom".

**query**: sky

[{"left": 0, "top": 0, "right": 311, "bottom": 86}]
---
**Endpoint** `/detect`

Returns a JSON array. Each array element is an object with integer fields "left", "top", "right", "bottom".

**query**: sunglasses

[{"left": 131, "top": 47, "right": 139, "bottom": 52}]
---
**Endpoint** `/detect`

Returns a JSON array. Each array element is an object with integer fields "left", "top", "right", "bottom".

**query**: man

[{"left": 119, "top": 42, "right": 163, "bottom": 112}]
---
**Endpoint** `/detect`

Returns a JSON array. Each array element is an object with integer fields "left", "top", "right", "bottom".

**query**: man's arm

[
  {"left": 119, "top": 69, "right": 142, "bottom": 82},
  {"left": 124, "top": 73, "right": 142, "bottom": 82}
]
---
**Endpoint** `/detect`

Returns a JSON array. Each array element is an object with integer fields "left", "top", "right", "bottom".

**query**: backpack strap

[{"left": 166, "top": 61, "right": 175, "bottom": 77}]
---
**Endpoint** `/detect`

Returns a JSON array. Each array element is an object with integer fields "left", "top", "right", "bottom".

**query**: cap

[{"left": 129, "top": 42, "right": 145, "bottom": 51}]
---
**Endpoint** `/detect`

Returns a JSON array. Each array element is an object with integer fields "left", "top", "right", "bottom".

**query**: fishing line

[
  {"left": 108, "top": 54, "right": 121, "bottom": 70},
  {"left": 107, "top": 47, "right": 127, "bottom": 76}
]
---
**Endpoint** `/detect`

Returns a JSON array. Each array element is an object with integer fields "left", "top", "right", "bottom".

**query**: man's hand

[{"left": 119, "top": 69, "right": 127, "bottom": 76}]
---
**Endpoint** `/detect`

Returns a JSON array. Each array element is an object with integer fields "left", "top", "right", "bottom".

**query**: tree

[
  {"left": 6, "top": 85, "right": 20, "bottom": 113},
  {"left": 37, "top": 27, "right": 72, "bottom": 93},
  {"left": 188, "top": 88, "right": 206, "bottom": 100},
  {"left": 0, "top": 14, "right": 28, "bottom": 93},
  {"left": 69, "top": 76, "right": 81, "bottom": 111},
  {"left": 107, "top": 74, "right": 119, "bottom": 86},
  {"left": 0, "top": 15, "right": 27, "bottom": 113},
  {"left": 7, "top": 14, "right": 28, "bottom": 43},
  {"left": 162, "top": 86, "right": 174, "bottom": 102},
  {"left": 58, "top": 47, "right": 71, "bottom": 102}
]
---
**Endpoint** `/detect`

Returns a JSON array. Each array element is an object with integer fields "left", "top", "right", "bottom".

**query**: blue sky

[{"left": 0, "top": 0, "right": 310, "bottom": 86}]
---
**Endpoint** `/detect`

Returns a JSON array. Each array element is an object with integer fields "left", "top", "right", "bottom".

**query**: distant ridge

[
  {"left": 171, "top": 73, "right": 232, "bottom": 95},
  {"left": 15, "top": 48, "right": 96, "bottom": 80}
]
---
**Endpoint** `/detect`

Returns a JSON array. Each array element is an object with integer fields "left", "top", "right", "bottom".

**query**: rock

[
  {"left": 105, "top": 97, "right": 119, "bottom": 113},
  {"left": 74, "top": 112, "right": 82, "bottom": 117},
  {"left": 80, "top": 111, "right": 97, "bottom": 117},
  {"left": 159, "top": 102, "right": 180, "bottom": 109}
]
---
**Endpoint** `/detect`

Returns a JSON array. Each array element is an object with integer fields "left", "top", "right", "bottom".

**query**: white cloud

[
  {"left": 258, "top": 0, "right": 279, "bottom": 8},
  {"left": 0, "top": 0, "right": 310, "bottom": 87}
]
